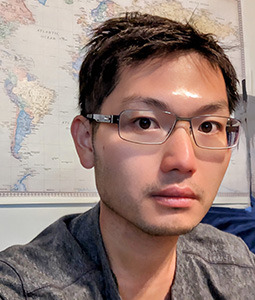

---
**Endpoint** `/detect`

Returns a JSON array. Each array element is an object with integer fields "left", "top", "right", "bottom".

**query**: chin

[{"left": 134, "top": 221, "right": 198, "bottom": 237}]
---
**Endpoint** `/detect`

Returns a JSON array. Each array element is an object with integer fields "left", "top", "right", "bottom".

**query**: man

[{"left": 0, "top": 12, "right": 254, "bottom": 300}]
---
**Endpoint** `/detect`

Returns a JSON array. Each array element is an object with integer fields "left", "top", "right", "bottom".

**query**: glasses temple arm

[{"left": 86, "top": 114, "right": 119, "bottom": 124}]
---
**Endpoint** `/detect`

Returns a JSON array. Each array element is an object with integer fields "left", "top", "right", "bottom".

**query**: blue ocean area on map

[
  {"left": 12, "top": 174, "right": 31, "bottom": 192},
  {"left": 72, "top": 55, "right": 83, "bottom": 79},
  {"left": 12, "top": 110, "right": 33, "bottom": 159},
  {"left": 4, "top": 77, "right": 33, "bottom": 160},
  {"left": 38, "top": 0, "right": 47, "bottom": 5},
  {"left": 4, "top": 78, "right": 19, "bottom": 106},
  {"left": 27, "top": 73, "right": 36, "bottom": 81},
  {"left": 91, "top": 0, "right": 111, "bottom": 22}
]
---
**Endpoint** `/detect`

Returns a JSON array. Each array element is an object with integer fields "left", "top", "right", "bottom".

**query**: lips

[{"left": 151, "top": 186, "right": 198, "bottom": 208}]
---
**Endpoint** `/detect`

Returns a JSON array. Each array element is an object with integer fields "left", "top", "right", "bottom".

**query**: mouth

[{"left": 151, "top": 186, "right": 198, "bottom": 208}]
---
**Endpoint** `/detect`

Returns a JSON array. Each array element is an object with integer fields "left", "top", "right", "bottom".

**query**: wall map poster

[{"left": 0, "top": 0, "right": 250, "bottom": 206}]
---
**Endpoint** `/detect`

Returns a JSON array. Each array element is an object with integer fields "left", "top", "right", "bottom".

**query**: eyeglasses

[{"left": 86, "top": 109, "right": 241, "bottom": 149}]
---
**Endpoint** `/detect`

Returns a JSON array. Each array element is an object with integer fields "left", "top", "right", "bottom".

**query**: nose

[{"left": 160, "top": 124, "right": 197, "bottom": 174}]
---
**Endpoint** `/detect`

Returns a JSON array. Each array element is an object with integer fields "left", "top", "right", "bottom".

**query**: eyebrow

[
  {"left": 121, "top": 96, "right": 229, "bottom": 115},
  {"left": 193, "top": 102, "right": 229, "bottom": 115},
  {"left": 121, "top": 96, "right": 169, "bottom": 111}
]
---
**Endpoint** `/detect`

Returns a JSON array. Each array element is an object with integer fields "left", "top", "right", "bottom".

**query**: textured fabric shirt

[{"left": 0, "top": 203, "right": 255, "bottom": 300}]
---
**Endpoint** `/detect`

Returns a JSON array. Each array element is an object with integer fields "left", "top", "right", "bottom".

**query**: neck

[{"left": 99, "top": 201, "right": 178, "bottom": 300}]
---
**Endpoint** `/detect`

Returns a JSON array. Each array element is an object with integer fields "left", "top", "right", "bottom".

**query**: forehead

[{"left": 102, "top": 52, "right": 229, "bottom": 116}]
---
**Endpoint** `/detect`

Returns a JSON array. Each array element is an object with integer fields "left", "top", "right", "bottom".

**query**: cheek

[
  {"left": 95, "top": 138, "right": 157, "bottom": 193},
  {"left": 95, "top": 138, "right": 135, "bottom": 180},
  {"left": 198, "top": 150, "right": 231, "bottom": 190},
  {"left": 96, "top": 127, "right": 156, "bottom": 171}
]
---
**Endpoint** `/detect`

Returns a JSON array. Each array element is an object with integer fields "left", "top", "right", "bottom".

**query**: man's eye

[
  {"left": 137, "top": 118, "right": 152, "bottom": 129},
  {"left": 198, "top": 121, "right": 221, "bottom": 134}
]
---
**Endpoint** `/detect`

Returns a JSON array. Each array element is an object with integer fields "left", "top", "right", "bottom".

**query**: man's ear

[{"left": 71, "top": 115, "right": 95, "bottom": 169}]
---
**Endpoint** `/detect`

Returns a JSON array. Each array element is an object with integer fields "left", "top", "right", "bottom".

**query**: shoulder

[
  {"left": 0, "top": 204, "right": 104, "bottom": 298},
  {"left": 179, "top": 223, "right": 255, "bottom": 267},
  {"left": 172, "top": 224, "right": 255, "bottom": 299}
]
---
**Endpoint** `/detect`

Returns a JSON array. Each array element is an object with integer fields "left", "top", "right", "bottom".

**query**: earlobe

[{"left": 71, "top": 115, "right": 95, "bottom": 169}]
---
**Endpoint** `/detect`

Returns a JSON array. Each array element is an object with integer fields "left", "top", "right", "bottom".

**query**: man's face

[{"left": 88, "top": 53, "right": 231, "bottom": 236}]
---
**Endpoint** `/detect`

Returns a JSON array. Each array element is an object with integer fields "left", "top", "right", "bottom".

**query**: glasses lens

[
  {"left": 226, "top": 118, "right": 240, "bottom": 147},
  {"left": 118, "top": 110, "right": 175, "bottom": 144},
  {"left": 191, "top": 116, "right": 240, "bottom": 149}
]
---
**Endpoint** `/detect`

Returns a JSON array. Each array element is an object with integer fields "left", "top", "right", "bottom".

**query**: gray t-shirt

[{"left": 0, "top": 203, "right": 255, "bottom": 299}]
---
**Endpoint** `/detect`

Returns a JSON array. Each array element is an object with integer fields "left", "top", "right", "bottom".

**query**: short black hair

[{"left": 79, "top": 12, "right": 239, "bottom": 115}]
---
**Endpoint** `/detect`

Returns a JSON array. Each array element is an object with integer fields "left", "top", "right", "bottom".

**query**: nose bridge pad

[
  {"left": 176, "top": 119, "right": 192, "bottom": 135},
  {"left": 167, "top": 119, "right": 193, "bottom": 141},
  {"left": 188, "top": 121, "right": 196, "bottom": 145},
  {"left": 176, "top": 119, "right": 195, "bottom": 146},
  {"left": 189, "top": 122, "right": 192, "bottom": 135}
]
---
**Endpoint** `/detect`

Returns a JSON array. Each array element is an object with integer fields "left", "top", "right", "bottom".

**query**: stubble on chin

[
  {"left": 100, "top": 195, "right": 199, "bottom": 238},
  {"left": 139, "top": 183, "right": 207, "bottom": 236},
  {"left": 95, "top": 147, "right": 206, "bottom": 238}
]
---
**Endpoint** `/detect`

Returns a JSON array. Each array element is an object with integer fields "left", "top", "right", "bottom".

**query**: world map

[{"left": 0, "top": 0, "right": 250, "bottom": 206}]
